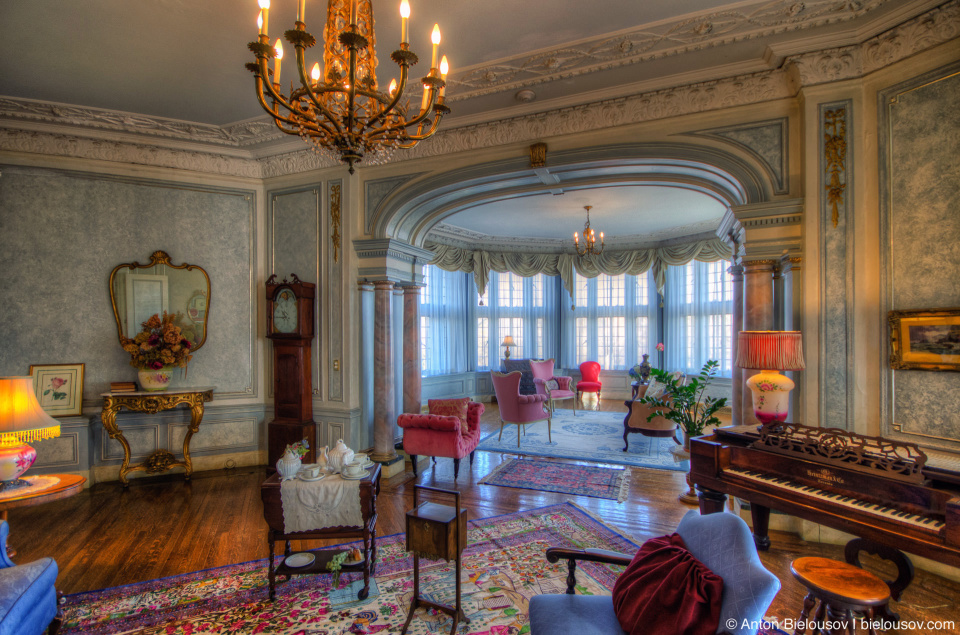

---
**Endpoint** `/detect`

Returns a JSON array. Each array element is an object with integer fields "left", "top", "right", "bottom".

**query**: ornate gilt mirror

[{"left": 109, "top": 251, "right": 211, "bottom": 352}]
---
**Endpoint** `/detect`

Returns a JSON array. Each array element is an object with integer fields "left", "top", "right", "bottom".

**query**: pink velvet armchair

[
  {"left": 491, "top": 371, "right": 551, "bottom": 447},
  {"left": 397, "top": 399, "right": 485, "bottom": 480},
  {"left": 529, "top": 359, "right": 576, "bottom": 416}
]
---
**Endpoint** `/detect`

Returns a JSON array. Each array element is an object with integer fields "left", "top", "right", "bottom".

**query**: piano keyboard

[{"left": 726, "top": 468, "right": 945, "bottom": 532}]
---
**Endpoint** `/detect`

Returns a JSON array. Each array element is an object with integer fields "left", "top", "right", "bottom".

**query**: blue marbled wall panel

[
  {"left": 819, "top": 102, "right": 853, "bottom": 431},
  {"left": 712, "top": 120, "right": 788, "bottom": 193},
  {"left": 270, "top": 187, "right": 321, "bottom": 395},
  {"left": 0, "top": 166, "right": 257, "bottom": 401},
  {"left": 885, "top": 66, "right": 960, "bottom": 445}
]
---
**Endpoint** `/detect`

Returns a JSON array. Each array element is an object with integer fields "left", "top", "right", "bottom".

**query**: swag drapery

[{"left": 426, "top": 237, "right": 732, "bottom": 304}]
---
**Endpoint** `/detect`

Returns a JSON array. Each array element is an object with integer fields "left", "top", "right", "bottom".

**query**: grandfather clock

[{"left": 266, "top": 274, "right": 317, "bottom": 469}]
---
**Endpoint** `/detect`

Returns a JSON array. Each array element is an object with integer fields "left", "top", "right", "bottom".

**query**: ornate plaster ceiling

[{"left": 0, "top": 0, "right": 941, "bottom": 247}]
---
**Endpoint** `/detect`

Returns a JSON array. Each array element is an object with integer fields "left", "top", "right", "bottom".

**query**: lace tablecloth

[{"left": 279, "top": 474, "right": 362, "bottom": 533}]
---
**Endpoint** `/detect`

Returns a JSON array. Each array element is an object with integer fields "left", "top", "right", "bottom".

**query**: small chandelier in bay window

[{"left": 574, "top": 205, "right": 604, "bottom": 256}]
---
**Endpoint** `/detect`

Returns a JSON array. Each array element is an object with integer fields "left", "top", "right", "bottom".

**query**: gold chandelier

[
  {"left": 247, "top": 0, "right": 449, "bottom": 173},
  {"left": 574, "top": 205, "right": 604, "bottom": 256}
]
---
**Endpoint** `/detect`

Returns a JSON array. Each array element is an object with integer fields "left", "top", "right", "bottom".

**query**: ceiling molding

[
  {"left": 445, "top": 0, "right": 891, "bottom": 101},
  {"left": 0, "top": 1, "right": 954, "bottom": 180},
  {"left": 426, "top": 218, "right": 724, "bottom": 253}
]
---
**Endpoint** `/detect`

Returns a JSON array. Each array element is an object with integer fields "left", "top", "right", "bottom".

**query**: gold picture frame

[
  {"left": 28, "top": 363, "right": 85, "bottom": 416},
  {"left": 889, "top": 308, "right": 960, "bottom": 371}
]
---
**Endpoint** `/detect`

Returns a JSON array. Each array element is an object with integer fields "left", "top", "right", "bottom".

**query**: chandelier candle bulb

[
  {"left": 439, "top": 55, "right": 449, "bottom": 97},
  {"left": 311, "top": 62, "right": 321, "bottom": 85},
  {"left": 431, "top": 24, "right": 441, "bottom": 68},
  {"left": 273, "top": 40, "right": 283, "bottom": 82},
  {"left": 258, "top": 0, "right": 269, "bottom": 35},
  {"left": 400, "top": 0, "right": 410, "bottom": 44},
  {"left": 389, "top": 78, "right": 397, "bottom": 96}
]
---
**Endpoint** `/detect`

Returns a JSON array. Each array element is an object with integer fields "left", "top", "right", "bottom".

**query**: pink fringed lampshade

[
  {"left": 0, "top": 376, "right": 61, "bottom": 489},
  {"left": 736, "top": 331, "right": 805, "bottom": 425}
]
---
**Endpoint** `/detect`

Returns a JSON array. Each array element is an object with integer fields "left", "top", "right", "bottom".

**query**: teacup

[
  {"left": 343, "top": 461, "right": 366, "bottom": 477},
  {"left": 299, "top": 464, "right": 321, "bottom": 479},
  {"left": 352, "top": 453, "right": 368, "bottom": 465}
]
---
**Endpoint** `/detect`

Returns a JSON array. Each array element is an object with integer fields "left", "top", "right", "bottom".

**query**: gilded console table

[{"left": 100, "top": 387, "right": 215, "bottom": 486}]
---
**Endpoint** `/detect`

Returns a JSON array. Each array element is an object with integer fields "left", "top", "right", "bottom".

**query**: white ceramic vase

[
  {"left": 276, "top": 450, "right": 302, "bottom": 480},
  {"left": 138, "top": 366, "right": 174, "bottom": 391}
]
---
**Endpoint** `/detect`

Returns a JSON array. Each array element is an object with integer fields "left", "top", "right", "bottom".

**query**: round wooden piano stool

[{"left": 790, "top": 557, "right": 891, "bottom": 635}]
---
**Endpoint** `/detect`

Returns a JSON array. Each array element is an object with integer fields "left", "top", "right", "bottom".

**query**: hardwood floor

[{"left": 10, "top": 397, "right": 960, "bottom": 633}]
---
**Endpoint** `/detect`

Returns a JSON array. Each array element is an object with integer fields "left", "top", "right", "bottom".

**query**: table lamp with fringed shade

[
  {"left": 736, "top": 331, "right": 805, "bottom": 425},
  {"left": 0, "top": 377, "right": 61, "bottom": 490},
  {"left": 501, "top": 335, "right": 516, "bottom": 360}
]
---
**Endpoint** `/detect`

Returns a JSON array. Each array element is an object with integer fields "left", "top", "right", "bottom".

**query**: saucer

[
  {"left": 298, "top": 473, "right": 325, "bottom": 482},
  {"left": 284, "top": 552, "right": 315, "bottom": 568},
  {"left": 340, "top": 469, "right": 369, "bottom": 480},
  {"left": 360, "top": 460, "right": 375, "bottom": 469}
]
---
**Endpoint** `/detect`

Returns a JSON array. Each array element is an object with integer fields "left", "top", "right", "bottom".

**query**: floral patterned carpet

[
  {"left": 480, "top": 458, "right": 631, "bottom": 502},
  {"left": 60, "top": 503, "right": 638, "bottom": 634},
  {"left": 477, "top": 408, "right": 687, "bottom": 471}
]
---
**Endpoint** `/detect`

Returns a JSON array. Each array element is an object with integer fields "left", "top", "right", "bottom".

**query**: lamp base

[
  {"left": 745, "top": 370, "right": 794, "bottom": 425},
  {"left": 0, "top": 443, "right": 37, "bottom": 485}
]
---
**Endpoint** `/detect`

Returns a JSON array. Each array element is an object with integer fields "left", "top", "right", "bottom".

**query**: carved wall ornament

[
  {"left": 823, "top": 108, "right": 847, "bottom": 228},
  {"left": 330, "top": 182, "right": 343, "bottom": 264},
  {"left": 529, "top": 142, "right": 547, "bottom": 168}
]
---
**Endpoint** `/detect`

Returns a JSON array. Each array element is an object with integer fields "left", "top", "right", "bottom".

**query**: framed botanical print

[
  {"left": 889, "top": 308, "right": 960, "bottom": 371},
  {"left": 28, "top": 363, "right": 85, "bottom": 416}
]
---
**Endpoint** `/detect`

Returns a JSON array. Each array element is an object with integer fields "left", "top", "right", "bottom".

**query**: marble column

[
  {"left": 402, "top": 284, "right": 423, "bottom": 415},
  {"left": 741, "top": 260, "right": 777, "bottom": 425},
  {"left": 728, "top": 263, "right": 744, "bottom": 426},
  {"left": 393, "top": 285, "right": 404, "bottom": 422},
  {"left": 372, "top": 280, "right": 397, "bottom": 463}
]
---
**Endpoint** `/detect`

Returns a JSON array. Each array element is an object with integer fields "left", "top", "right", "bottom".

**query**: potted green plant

[{"left": 638, "top": 360, "right": 727, "bottom": 449}]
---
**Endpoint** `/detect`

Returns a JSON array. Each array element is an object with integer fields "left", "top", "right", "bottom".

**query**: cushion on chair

[
  {"left": 428, "top": 398, "right": 470, "bottom": 429},
  {"left": 503, "top": 359, "right": 537, "bottom": 394},
  {"left": 611, "top": 533, "right": 723, "bottom": 635},
  {"left": 529, "top": 594, "right": 626, "bottom": 635},
  {"left": 0, "top": 556, "right": 58, "bottom": 635},
  {"left": 576, "top": 381, "right": 602, "bottom": 392}
]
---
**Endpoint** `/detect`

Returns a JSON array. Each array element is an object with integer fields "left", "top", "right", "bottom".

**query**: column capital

[{"left": 372, "top": 280, "right": 395, "bottom": 291}]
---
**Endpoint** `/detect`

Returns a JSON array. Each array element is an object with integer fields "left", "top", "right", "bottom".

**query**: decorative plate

[{"left": 284, "top": 552, "right": 315, "bottom": 568}]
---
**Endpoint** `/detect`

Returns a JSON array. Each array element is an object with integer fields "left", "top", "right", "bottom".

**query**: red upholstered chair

[
  {"left": 529, "top": 359, "right": 576, "bottom": 416},
  {"left": 576, "top": 361, "right": 602, "bottom": 409},
  {"left": 491, "top": 371, "right": 551, "bottom": 447},
  {"left": 397, "top": 399, "right": 485, "bottom": 480}
]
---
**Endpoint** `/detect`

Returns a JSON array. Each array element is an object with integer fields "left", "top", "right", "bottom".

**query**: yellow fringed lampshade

[{"left": 0, "top": 376, "right": 60, "bottom": 447}]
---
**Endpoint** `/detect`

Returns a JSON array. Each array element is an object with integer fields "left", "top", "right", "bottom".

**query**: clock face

[{"left": 273, "top": 288, "right": 298, "bottom": 334}]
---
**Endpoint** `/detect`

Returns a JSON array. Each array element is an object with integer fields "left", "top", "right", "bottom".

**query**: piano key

[{"left": 726, "top": 467, "right": 944, "bottom": 532}]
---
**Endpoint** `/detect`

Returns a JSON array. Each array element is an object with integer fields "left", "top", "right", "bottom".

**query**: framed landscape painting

[
  {"left": 889, "top": 308, "right": 960, "bottom": 371},
  {"left": 28, "top": 363, "right": 85, "bottom": 416}
]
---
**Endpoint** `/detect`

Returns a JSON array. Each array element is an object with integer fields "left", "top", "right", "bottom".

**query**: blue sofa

[{"left": 0, "top": 521, "right": 60, "bottom": 635}]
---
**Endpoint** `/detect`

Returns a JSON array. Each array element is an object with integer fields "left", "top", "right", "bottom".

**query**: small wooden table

[
  {"left": 0, "top": 474, "right": 85, "bottom": 555},
  {"left": 260, "top": 465, "right": 381, "bottom": 600},
  {"left": 100, "top": 387, "right": 215, "bottom": 486}
]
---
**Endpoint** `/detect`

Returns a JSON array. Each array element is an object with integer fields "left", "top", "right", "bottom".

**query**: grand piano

[{"left": 691, "top": 422, "right": 960, "bottom": 607}]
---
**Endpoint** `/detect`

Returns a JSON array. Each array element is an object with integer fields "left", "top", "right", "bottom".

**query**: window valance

[{"left": 426, "top": 237, "right": 732, "bottom": 302}]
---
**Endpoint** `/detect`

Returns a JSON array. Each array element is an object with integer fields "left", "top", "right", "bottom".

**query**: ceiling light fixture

[
  {"left": 573, "top": 205, "right": 604, "bottom": 256},
  {"left": 247, "top": 0, "right": 450, "bottom": 174}
]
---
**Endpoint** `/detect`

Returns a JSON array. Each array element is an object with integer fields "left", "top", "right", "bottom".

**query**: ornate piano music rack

[{"left": 755, "top": 423, "right": 928, "bottom": 483}]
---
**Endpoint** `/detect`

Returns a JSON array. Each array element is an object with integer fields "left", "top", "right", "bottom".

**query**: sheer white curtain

[
  {"left": 560, "top": 271, "right": 659, "bottom": 370},
  {"left": 419, "top": 265, "right": 471, "bottom": 376},
  {"left": 662, "top": 261, "right": 734, "bottom": 377},
  {"left": 476, "top": 271, "right": 560, "bottom": 370}
]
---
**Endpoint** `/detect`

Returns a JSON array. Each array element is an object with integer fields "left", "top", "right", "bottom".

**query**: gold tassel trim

[{"left": 0, "top": 425, "right": 60, "bottom": 446}]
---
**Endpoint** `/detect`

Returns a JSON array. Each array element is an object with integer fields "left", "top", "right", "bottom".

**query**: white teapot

[
  {"left": 276, "top": 448, "right": 302, "bottom": 480},
  {"left": 326, "top": 439, "right": 355, "bottom": 473}
]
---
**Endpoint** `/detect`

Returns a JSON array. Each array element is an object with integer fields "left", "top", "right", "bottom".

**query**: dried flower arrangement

[{"left": 121, "top": 312, "right": 193, "bottom": 370}]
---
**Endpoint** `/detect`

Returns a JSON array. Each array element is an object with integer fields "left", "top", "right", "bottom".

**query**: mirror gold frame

[{"left": 109, "top": 250, "right": 211, "bottom": 352}]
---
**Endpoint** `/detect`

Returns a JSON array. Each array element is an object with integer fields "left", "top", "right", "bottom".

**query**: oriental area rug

[
  {"left": 59, "top": 503, "right": 638, "bottom": 634},
  {"left": 480, "top": 457, "right": 631, "bottom": 502},
  {"left": 477, "top": 408, "right": 687, "bottom": 471}
]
